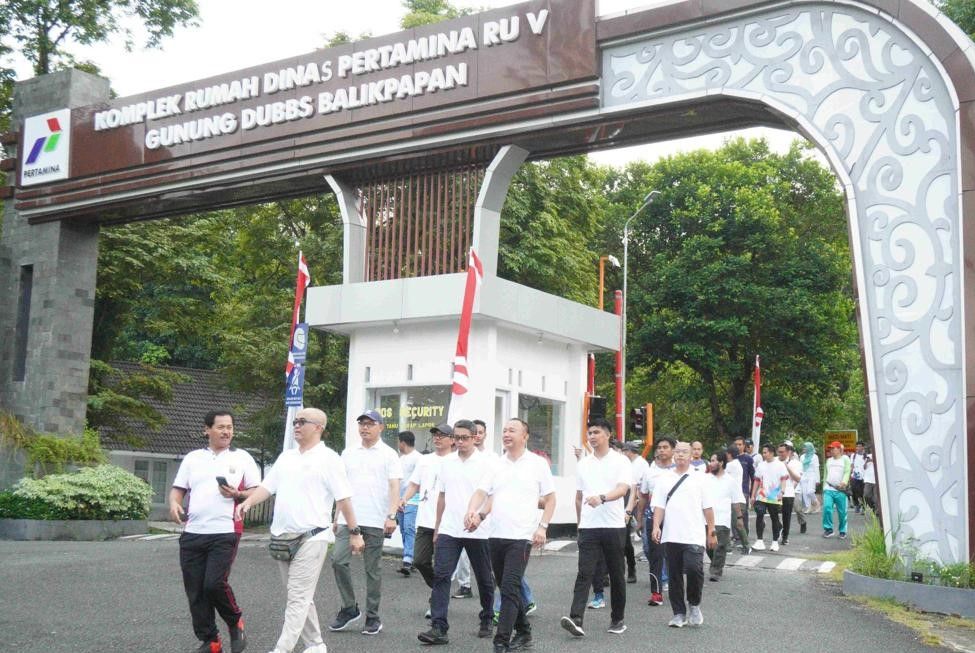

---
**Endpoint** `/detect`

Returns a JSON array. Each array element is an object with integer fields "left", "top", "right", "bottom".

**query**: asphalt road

[{"left": 0, "top": 519, "right": 945, "bottom": 653}]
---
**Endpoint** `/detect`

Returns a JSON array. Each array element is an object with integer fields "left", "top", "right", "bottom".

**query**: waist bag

[{"left": 269, "top": 527, "right": 326, "bottom": 561}]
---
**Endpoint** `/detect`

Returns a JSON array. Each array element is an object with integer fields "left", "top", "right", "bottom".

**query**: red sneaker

[{"left": 647, "top": 592, "right": 664, "bottom": 606}]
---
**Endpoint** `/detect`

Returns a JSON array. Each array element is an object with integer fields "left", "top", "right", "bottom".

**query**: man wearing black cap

[
  {"left": 401, "top": 423, "right": 457, "bottom": 598},
  {"left": 329, "top": 410, "right": 403, "bottom": 636}
]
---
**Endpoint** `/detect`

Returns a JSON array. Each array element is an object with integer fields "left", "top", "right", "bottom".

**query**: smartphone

[{"left": 216, "top": 476, "right": 229, "bottom": 487}]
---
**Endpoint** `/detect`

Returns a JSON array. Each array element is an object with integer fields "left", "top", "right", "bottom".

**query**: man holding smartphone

[{"left": 170, "top": 410, "right": 261, "bottom": 653}]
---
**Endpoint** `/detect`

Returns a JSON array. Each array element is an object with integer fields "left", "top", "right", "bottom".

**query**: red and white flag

[
  {"left": 752, "top": 355, "right": 764, "bottom": 451},
  {"left": 447, "top": 248, "right": 483, "bottom": 424},
  {"left": 283, "top": 252, "right": 311, "bottom": 452}
]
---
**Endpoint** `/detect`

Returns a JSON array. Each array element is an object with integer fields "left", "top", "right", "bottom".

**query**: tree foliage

[
  {"left": 936, "top": 0, "right": 975, "bottom": 40},
  {"left": 618, "top": 138, "right": 860, "bottom": 448},
  {"left": 0, "top": 0, "right": 199, "bottom": 76},
  {"left": 400, "top": 0, "right": 474, "bottom": 28}
]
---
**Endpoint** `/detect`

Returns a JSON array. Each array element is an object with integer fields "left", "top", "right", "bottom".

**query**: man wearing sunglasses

[
  {"left": 236, "top": 407, "right": 362, "bottom": 653},
  {"left": 329, "top": 409, "right": 403, "bottom": 636},
  {"left": 419, "top": 420, "right": 496, "bottom": 644}
]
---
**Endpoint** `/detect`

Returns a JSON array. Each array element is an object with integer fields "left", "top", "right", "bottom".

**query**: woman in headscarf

[{"left": 798, "top": 442, "right": 821, "bottom": 513}]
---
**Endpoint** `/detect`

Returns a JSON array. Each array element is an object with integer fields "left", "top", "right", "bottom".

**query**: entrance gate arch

[{"left": 1, "top": 0, "right": 972, "bottom": 561}]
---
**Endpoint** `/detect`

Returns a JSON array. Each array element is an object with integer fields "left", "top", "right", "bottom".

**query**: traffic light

[{"left": 630, "top": 407, "right": 645, "bottom": 435}]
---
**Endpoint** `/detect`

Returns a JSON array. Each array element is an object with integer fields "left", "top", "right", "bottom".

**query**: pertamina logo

[
  {"left": 26, "top": 116, "right": 64, "bottom": 164},
  {"left": 20, "top": 108, "right": 71, "bottom": 186}
]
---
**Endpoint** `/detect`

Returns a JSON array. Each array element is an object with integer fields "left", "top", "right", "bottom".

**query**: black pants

[
  {"left": 754, "top": 501, "right": 782, "bottom": 541},
  {"left": 179, "top": 532, "right": 242, "bottom": 643},
  {"left": 571, "top": 528, "right": 626, "bottom": 624},
  {"left": 643, "top": 507, "right": 666, "bottom": 594},
  {"left": 431, "top": 535, "right": 494, "bottom": 632},
  {"left": 663, "top": 542, "right": 704, "bottom": 616},
  {"left": 781, "top": 497, "right": 796, "bottom": 541},
  {"left": 851, "top": 478, "right": 865, "bottom": 509},
  {"left": 414, "top": 526, "right": 436, "bottom": 588},
  {"left": 489, "top": 538, "right": 532, "bottom": 646},
  {"left": 623, "top": 520, "right": 636, "bottom": 576},
  {"left": 706, "top": 525, "right": 730, "bottom": 577},
  {"left": 591, "top": 554, "right": 606, "bottom": 594}
]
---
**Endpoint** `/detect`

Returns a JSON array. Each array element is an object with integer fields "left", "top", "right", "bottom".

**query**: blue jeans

[
  {"left": 493, "top": 575, "right": 533, "bottom": 610},
  {"left": 397, "top": 503, "right": 418, "bottom": 563},
  {"left": 642, "top": 507, "right": 668, "bottom": 590}
]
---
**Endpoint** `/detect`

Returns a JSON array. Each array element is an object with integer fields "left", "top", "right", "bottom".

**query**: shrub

[
  {"left": 6, "top": 465, "right": 151, "bottom": 520},
  {"left": 849, "top": 511, "right": 901, "bottom": 579}
]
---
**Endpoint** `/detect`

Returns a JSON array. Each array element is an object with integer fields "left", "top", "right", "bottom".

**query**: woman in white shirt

[{"left": 798, "top": 442, "right": 820, "bottom": 514}]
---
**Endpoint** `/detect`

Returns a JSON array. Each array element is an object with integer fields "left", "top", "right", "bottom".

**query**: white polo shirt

[
  {"left": 262, "top": 442, "right": 352, "bottom": 541},
  {"left": 640, "top": 461, "right": 676, "bottom": 498},
  {"left": 173, "top": 447, "right": 261, "bottom": 535},
  {"left": 338, "top": 439, "right": 403, "bottom": 529},
  {"left": 707, "top": 473, "right": 745, "bottom": 528},
  {"left": 651, "top": 470, "right": 713, "bottom": 546},
  {"left": 630, "top": 455, "right": 651, "bottom": 487},
  {"left": 410, "top": 451, "right": 455, "bottom": 529},
  {"left": 478, "top": 450, "right": 554, "bottom": 541},
  {"left": 576, "top": 449, "right": 632, "bottom": 529},
  {"left": 400, "top": 449, "right": 423, "bottom": 503},
  {"left": 436, "top": 449, "right": 495, "bottom": 539}
]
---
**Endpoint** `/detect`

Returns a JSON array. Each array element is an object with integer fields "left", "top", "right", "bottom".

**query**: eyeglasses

[
  {"left": 432, "top": 433, "right": 452, "bottom": 439},
  {"left": 454, "top": 435, "right": 472, "bottom": 441},
  {"left": 292, "top": 418, "right": 322, "bottom": 427}
]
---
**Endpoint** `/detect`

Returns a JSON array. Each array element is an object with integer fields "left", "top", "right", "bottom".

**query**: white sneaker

[
  {"left": 770, "top": 540, "right": 779, "bottom": 552},
  {"left": 668, "top": 614, "right": 687, "bottom": 628},
  {"left": 751, "top": 539, "right": 765, "bottom": 551},
  {"left": 301, "top": 645, "right": 327, "bottom": 653},
  {"left": 688, "top": 605, "right": 703, "bottom": 626}
]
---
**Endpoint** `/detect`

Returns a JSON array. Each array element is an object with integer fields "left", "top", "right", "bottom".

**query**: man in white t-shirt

[
  {"left": 777, "top": 442, "right": 804, "bottom": 543},
  {"left": 862, "top": 447, "right": 877, "bottom": 512},
  {"left": 751, "top": 444, "right": 788, "bottom": 552},
  {"left": 236, "top": 407, "right": 363, "bottom": 653},
  {"left": 651, "top": 442, "right": 716, "bottom": 628},
  {"left": 850, "top": 441, "right": 867, "bottom": 514},
  {"left": 560, "top": 418, "right": 632, "bottom": 638},
  {"left": 723, "top": 444, "right": 750, "bottom": 553},
  {"left": 329, "top": 409, "right": 403, "bottom": 636},
  {"left": 706, "top": 453, "right": 745, "bottom": 581},
  {"left": 170, "top": 410, "right": 261, "bottom": 653},
  {"left": 417, "top": 420, "right": 496, "bottom": 645},
  {"left": 402, "top": 423, "right": 456, "bottom": 597},
  {"left": 637, "top": 437, "right": 676, "bottom": 606},
  {"left": 466, "top": 418, "right": 556, "bottom": 653},
  {"left": 397, "top": 430, "right": 423, "bottom": 577}
]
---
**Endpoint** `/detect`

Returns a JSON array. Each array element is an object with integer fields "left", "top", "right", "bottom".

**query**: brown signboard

[{"left": 14, "top": 0, "right": 597, "bottom": 219}]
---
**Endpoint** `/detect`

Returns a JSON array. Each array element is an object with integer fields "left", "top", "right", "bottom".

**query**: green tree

[
  {"left": 936, "top": 0, "right": 975, "bottom": 40},
  {"left": 620, "top": 138, "right": 859, "bottom": 444},
  {"left": 0, "top": 0, "right": 199, "bottom": 75},
  {"left": 400, "top": 0, "right": 473, "bottom": 28}
]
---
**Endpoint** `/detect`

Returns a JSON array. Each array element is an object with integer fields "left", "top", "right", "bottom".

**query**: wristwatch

[
  {"left": 539, "top": 522, "right": 549, "bottom": 530},
  {"left": 599, "top": 494, "right": 607, "bottom": 504},
  {"left": 348, "top": 526, "right": 362, "bottom": 536},
  {"left": 386, "top": 513, "right": 397, "bottom": 521}
]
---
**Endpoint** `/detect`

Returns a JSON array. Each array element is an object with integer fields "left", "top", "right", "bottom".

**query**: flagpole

[
  {"left": 752, "top": 355, "right": 763, "bottom": 452},
  {"left": 282, "top": 251, "right": 310, "bottom": 452}
]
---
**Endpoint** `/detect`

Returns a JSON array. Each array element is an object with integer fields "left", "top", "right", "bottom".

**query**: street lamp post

[{"left": 621, "top": 190, "right": 660, "bottom": 427}]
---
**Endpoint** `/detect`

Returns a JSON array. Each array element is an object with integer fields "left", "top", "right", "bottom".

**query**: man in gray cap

[{"left": 329, "top": 410, "right": 403, "bottom": 636}]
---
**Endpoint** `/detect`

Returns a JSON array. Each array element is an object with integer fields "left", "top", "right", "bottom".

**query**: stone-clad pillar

[{"left": 0, "top": 70, "right": 109, "bottom": 435}]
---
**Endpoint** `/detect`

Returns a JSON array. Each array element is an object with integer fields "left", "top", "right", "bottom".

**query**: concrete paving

[{"left": 0, "top": 508, "right": 951, "bottom": 653}]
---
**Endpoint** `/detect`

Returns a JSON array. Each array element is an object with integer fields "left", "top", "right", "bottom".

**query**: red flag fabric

[
  {"left": 451, "top": 248, "right": 484, "bottom": 396},
  {"left": 286, "top": 252, "right": 311, "bottom": 376}
]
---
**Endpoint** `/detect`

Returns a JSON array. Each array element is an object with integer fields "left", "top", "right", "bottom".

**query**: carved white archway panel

[{"left": 602, "top": 1, "right": 966, "bottom": 561}]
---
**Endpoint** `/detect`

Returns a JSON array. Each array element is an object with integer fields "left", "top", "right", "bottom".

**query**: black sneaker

[
  {"left": 195, "top": 638, "right": 223, "bottom": 653},
  {"left": 478, "top": 622, "right": 493, "bottom": 638},
  {"left": 607, "top": 621, "right": 627, "bottom": 634},
  {"left": 452, "top": 586, "right": 473, "bottom": 599},
  {"left": 626, "top": 571, "right": 637, "bottom": 584},
  {"left": 417, "top": 626, "right": 449, "bottom": 645},
  {"left": 398, "top": 563, "right": 413, "bottom": 577},
  {"left": 228, "top": 618, "right": 246, "bottom": 653},
  {"left": 328, "top": 605, "right": 362, "bottom": 631},
  {"left": 362, "top": 617, "right": 383, "bottom": 635},
  {"left": 839, "top": 532, "right": 847, "bottom": 540},
  {"left": 509, "top": 630, "right": 533, "bottom": 650},
  {"left": 559, "top": 616, "right": 585, "bottom": 637},
  {"left": 493, "top": 644, "right": 509, "bottom": 653},
  {"left": 823, "top": 529, "right": 835, "bottom": 538}
]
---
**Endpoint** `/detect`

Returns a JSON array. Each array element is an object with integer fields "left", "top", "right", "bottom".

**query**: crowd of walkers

[{"left": 168, "top": 407, "right": 869, "bottom": 653}]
